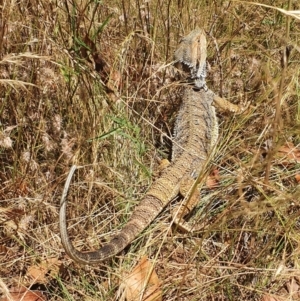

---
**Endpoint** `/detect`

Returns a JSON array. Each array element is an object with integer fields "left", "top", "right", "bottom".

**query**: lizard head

[
  {"left": 174, "top": 27, "right": 207, "bottom": 90},
  {"left": 174, "top": 27, "right": 206, "bottom": 68}
]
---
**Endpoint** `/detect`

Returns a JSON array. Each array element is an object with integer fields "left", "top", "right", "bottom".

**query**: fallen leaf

[
  {"left": 0, "top": 245, "right": 9, "bottom": 256},
  {"left": 277, "top": 142, "right": 300, "bottom": 164},
  {"left": 261, "top": 294, "right": 281, "bottom": 301},
  {"left": 286, "top": 277, "right": 300, "bottom": 299},
  {"left": 27, "top": 258, "right": 61, "bottom": 284},
  {"left": 1, "top": 207, "right": 33, "bottom": 242},
  {"left": 119, "top": 256, "right": 162, "bottom": 301},
  {"left": 295, "top": 174, "right": 300, "bottom": 183},
  {"left": 0, "top": 288, "right": 46, "bottom": 301},
  {"left": 206, "top": 169, "right": 220, "bottom": 189},
  {"left": 0, "top": 207, "right": 25, "bottom": 220},
  {"left": 107, "top": 69, "right": 122, "bottom": 92},
  {"left": 0, "top": 130, "right": 12, "bottom": 148}
]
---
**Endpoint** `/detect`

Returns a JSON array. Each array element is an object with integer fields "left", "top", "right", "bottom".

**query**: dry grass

[{"left": 1, "top": 0, "right": 300, "bottom": 300}]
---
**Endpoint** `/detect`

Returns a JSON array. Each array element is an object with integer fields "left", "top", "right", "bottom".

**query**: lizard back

[
  {"left": 59, "top": 28, "right": 217, "bottom": 265},
  {"left": 59, "top": 88, "right": 216, "bottom": 264}
]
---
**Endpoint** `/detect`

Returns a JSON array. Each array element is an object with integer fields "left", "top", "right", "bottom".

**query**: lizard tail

[{"left": 59, "top": 165, "right": 163, "bottom": 265}]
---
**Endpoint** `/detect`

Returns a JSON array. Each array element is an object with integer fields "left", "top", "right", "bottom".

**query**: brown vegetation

[{"left": 0, "top": 0, "right": 300, "bottom": 300}]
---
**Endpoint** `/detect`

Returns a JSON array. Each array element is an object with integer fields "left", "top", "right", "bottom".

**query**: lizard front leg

[{"left": 213, "top": 94, "right": 249, "bottom": 114}]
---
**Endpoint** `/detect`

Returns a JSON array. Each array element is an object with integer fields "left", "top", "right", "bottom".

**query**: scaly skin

[
  {"left": 59, "top": 87, "right": 216, "bottom": 264},
  {"left": 59, "top": 28, "right": 245, "bottom": 265},
  {"left": 174, "top": 28, "right": 207, "bottom": 90}
]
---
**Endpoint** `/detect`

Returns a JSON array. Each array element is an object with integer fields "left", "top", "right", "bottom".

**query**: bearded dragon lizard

[{"left": 59, "top": 28, "right": 245, "bottom": 265}]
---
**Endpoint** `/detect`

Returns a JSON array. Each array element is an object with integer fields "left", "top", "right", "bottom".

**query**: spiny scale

[{"left": 59, "top": 28, "right": 218, "bottom": 265}]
